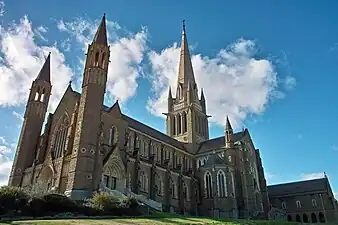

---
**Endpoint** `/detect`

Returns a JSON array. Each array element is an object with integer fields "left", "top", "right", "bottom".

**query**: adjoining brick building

[{"left": 268, "top": 176, "right": 338, "bottom": 223}]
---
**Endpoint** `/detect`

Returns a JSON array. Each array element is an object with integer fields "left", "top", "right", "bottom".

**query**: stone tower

[
  {"left": 165, "top": 21, "right": 209, "bottom": 145},
  {"left": 9, "top": 53, "right": 52, "bottom": 186},
  {"left": 65, "top": 14, "right": 109, "bottom": 199}
]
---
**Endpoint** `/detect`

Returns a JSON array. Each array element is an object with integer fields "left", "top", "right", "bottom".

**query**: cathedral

[{"left": 8, "top": 14, "right": 271, "bottom": 218}]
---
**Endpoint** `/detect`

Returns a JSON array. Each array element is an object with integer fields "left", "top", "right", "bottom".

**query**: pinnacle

[
  {"left": 36, "top": 52, "right": 51, "bottom": 82},
  {"left": 92, "top": 14, "right": 108, "bottom": 46}
]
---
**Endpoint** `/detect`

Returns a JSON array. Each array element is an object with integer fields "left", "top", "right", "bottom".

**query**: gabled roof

[
  {"left": 121, "top": 114, "right": 186, "bottom": 151},
  {"left": 196, "top": 131, "right": 245, "bottom": 154},
  {"left": 267, "top": 178, "right": 328, "bottom": 197}
]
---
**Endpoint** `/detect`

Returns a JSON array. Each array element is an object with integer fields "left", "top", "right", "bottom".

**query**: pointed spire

[
  {"left": 200, "top": 88, "right": 205, "bottom": 101},
  {"left": 177, "top": 20, "right": 196, "bottom": 85},
  {"left": 168, "top": 86, "right": 172, "bottom": 99},
  {"left": 36, "top": 52, "right": 51, "bottom": 82},
  {"left": 92, "top": 14, "right": 108, "bottom": 46},
  {"left": 225, "top": 116, "right": 233, "bottom": 133}
]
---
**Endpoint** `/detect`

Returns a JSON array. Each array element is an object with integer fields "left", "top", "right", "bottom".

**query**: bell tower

[
  {"left": 9, "top": 53, "right": 52, "bottom": 186},
  {"left": 66, "top": 14, "right": 110, "bottom": 199},
  {"left": 164, "top": 21, "right": 209, "bottom": 145}
]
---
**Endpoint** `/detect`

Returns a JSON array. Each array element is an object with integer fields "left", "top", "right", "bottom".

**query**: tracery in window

[
  {"left": 217, "top": 170, "right": 227, "bottom": 197},
  {"left": 139, "top": 171, "right": 148, "bottom": 192},
  {"left": 53, "top": 115, "right": 70, "bottom": 158}
]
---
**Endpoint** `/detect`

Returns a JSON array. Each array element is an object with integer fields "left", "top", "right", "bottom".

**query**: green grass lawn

[{"left": 0, "top": 217, "right": 302, "bottom": 225}]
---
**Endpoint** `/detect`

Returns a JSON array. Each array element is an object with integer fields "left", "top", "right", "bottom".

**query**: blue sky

[{"left": 0, "top": 0, "right": 337, "bottom": 197}]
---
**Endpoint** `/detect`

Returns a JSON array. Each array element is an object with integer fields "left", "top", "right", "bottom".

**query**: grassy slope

[{"left": 0, "top": 217, "right": 302, "bottom": 225}]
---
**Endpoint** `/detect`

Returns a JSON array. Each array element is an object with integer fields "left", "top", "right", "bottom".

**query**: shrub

[
  {"left": 91, "top": 192, "right": 120, "bottom": 214},
  {"left": 26, "top": 197, "right": 47, "bottom": 217},
  {"left": 42, "top": 193, "right": 80, "bottom": 213},
  {"left": 0, "top": 186, "right": 29, "bottom": 214}
]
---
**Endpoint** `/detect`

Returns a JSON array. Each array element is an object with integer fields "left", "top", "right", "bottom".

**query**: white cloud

[
  {"left": 34, "top": 26, "right": 48, "bottom": 42},
  {"left": 284, "top": 76, "right": 296, "bottom": 90},
  {"left": 147, "top": 38, "right": 294, "bottom": 128},
  {"left": 57, "top": 17, "right": 147, "bottom": 104},
  {"left": 265, "top": 172, "right": 278, "bottom": 185},
  {"left": 0, "top": 16, "right": 72, "bottom": 112},
  {"left": 300, "top": 172, "right": 325, "bottom": 181},
  {"left": 0, "top": 136, "right": 14, "bottom": 186},
  {"left": 12, "top": 111, "right": 24, "bottom": 122},
  {"left": 0, "top": 1, "right": 4, "bottom": 17},
  {"left": 0, "top": 154, "right": 12, "bottom": 187}
]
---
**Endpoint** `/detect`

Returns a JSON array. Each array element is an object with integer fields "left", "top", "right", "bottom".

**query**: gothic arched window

[
  {"left": 53, "top": 115, "right": 69, "bottom": 158},
  {"left": 296, "top": 200, "right": 301, "bottom": 208},
  {"left": 281, "top": 201, "right": 287, "bottom": 209},
  {"left": 135, "top": 134, "right": 140, "bottom": 149},
  {"left": 182, "top": 111, "right": 187, "bottom": 133},
  {"left": 154, "top": 173, "right": 163, "bottom": 195},
  {"left": 217, "top": 170, "right": 227, "bottom": 197},
  {"left": 312, "top": 199, "right": 317, "bottom": 207},
  {"left": 110, "top": 126, "right": 117, "bottom": 145},
  {"left": 139, "top": 171, "right": 148, "bottom": 193},
  {"left": 177, "top": 114, "right": 181, "bottom": 134},
  {"left": 172, "top": 115, "right": 176, "bottom": 135},
  {"left": 35, "top": 87, "right": 40, "bottom": 101},
  {"left": 183, "top": 182, "right": 189, "bottom": 201},
  {"left": 40, "top": 89, "right": 45, "bottom": 102},
  {"left": 204, "top": 171, "right": 213, "bottom": 198},
  {"left": 94, "top": 52, "right": 99, "bottom": 66},
  {"left": 101, "top": 52, "right": 106, "bottom": 68}
]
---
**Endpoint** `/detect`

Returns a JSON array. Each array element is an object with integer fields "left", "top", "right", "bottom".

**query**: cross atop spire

[
  {"left": 36, "top": 52, "right": 51, "bottom": 83},
  {"left": 182, "top": 20, "right": 186, "bottom": 34},
  {"left": 92, "top": 13, "right": 108, "bottom": 46},
  {"left": 177, "top": 20, "right": 196, "bottom": 86}
]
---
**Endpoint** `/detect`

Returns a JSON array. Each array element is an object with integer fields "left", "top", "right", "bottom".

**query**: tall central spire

[
  {"left": 92, "top": 14, "right": 108, "bottom": 46},
  {"left": 177, "top": 20, "right": 196, "bottom": 85}
]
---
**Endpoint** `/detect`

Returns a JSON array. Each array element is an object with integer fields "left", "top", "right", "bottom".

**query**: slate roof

[
  {"left": 197, "top": 131, "right": 245, "bottom": 154},
  {"left": 121, "top": 114, "right": 186, "bottom": 151},
  {"left": 204, "top": 153, "right": 226, "bottom": 167},
  {"left": 267, "top": 178, "right": 328, "bottom": 197}
]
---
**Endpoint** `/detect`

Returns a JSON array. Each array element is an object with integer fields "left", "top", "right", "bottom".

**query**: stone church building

[{"left": 9, "top": 14, "right": 335, "bottom": 221}]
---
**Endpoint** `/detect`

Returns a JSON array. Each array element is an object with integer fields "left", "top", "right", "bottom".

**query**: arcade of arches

[{"left": 287, "top": 212, "right": 326, "bottom": 223}]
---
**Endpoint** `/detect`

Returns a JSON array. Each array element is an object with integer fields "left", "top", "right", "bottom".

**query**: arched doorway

[
  {"left": 37, "top": 165, "right": 54, "bottom": 192},
  {"left": 311, "top": 213, "right": 317, "bottom": 223},
  {"left": 102, "top": 154, "right": 126, "bottom": 193},
  {"left": 302, "top": 213, "right": 309, "bottom": 223},
  {"left": 296, "top": 214, "right": 301, "bottom": 222},
  {"left": 319, "top": 212, "right": 325, "bottom": 223},
  {"left": 287, "top": 215, "right": 292, "bottom": 221}
]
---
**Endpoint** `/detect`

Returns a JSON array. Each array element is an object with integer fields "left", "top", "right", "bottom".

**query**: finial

[
  {"left": 182, "top": 20, "right": 186, "bottom": 33},
  {"left": 69, "top": 79, "right": 72, "bottom": 85}
]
